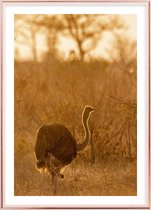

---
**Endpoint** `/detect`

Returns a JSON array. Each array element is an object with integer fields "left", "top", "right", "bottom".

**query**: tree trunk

[
  {"left": 31, "top": 31, "right": 37, "bottom": 62},
  {"left": 77, "top": 40, "right": 85, "bottom": 61}
]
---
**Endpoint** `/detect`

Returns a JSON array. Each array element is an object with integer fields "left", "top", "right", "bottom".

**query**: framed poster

[{"left": 0, "top": 0, "right": 150, "bottom": 209}]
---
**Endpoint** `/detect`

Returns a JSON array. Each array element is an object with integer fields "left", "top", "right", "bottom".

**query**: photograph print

[{"left": 14, "top": 14, "right": 137, "bottom": 196}]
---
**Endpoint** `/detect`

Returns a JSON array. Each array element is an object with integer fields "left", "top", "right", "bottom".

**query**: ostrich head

[{"left": 83, "top": 105, "right": 95, "bottom": 119}]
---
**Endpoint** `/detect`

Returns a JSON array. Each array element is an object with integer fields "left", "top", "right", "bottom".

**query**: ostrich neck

[{"left": 77, "top": 112, "right": 90, "bottom": 152}]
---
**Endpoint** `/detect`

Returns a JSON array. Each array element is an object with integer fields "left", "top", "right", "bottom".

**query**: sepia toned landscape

[{"left": 14, "top": 14, "right": 137, "bottom": 196}]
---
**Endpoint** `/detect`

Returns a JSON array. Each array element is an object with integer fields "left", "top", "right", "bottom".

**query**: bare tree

[
  {"left": 107, "top": 33, "right": 137, "bottom": 87},
  {"left": 109, "top": 33, "right": 137, "bottom": 72},
  {"left": 15, "top": 15, "right": 41, "bottom": 62},
  {"left": 15, "top": 14, "right": 125, "bottom": 62},
  {"left": 62, "top": 14, "right": 125, "bottom": 61},
  {"left": 30, "top": 15, "right": 63, "bottom": 56}
]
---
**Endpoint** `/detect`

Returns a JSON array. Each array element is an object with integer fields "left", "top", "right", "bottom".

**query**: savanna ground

[{"left": 14, "top": 58, "right": 137, "bottom": 196}]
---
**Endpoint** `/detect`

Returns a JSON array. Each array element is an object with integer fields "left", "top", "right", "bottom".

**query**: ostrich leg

[
  {"left": 46, "top": 156, "right": 62, "bottom": 196},
  {"left": 46, "top": 165, "right": 58, "bottom": 195},
  {"left": 51, "top": 165, "right": 64, "bottom": 195},
  {"left": 51, "top": 173, "right": 58, "bottom": 195}
]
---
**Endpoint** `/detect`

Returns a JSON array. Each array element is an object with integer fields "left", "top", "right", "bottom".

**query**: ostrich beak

[{"left": 91, "top": 108, "right": 95, "bottom": 112}]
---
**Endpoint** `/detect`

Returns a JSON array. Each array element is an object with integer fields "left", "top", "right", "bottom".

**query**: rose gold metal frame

[{"left": 0, "top": 0, "right": 150, "bottom": 209}]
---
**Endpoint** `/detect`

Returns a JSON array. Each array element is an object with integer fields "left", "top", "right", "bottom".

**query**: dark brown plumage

[{"left": 35, "top": 123, "right": 77, "bottom": 167}]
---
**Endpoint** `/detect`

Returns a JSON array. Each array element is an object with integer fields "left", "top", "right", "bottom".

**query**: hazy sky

[
  {"left": 123, "top": 15, "right": 136, "bottom": 39},
  {"left": 15, "top": 14, "right": 137, "bottom": 61}
]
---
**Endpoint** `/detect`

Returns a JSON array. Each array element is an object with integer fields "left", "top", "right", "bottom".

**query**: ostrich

[{"left": 35, "top": 105, "right": 95, "bottom": 195}]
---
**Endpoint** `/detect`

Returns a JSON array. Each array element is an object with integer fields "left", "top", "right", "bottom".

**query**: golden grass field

[{"left": 14, "top": 59, "right": 137, "bottom": 196}]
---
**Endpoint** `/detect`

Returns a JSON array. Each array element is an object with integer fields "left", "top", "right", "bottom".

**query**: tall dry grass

[{"left": 14, "top": 58, "right": 137, "bottom": 196}]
